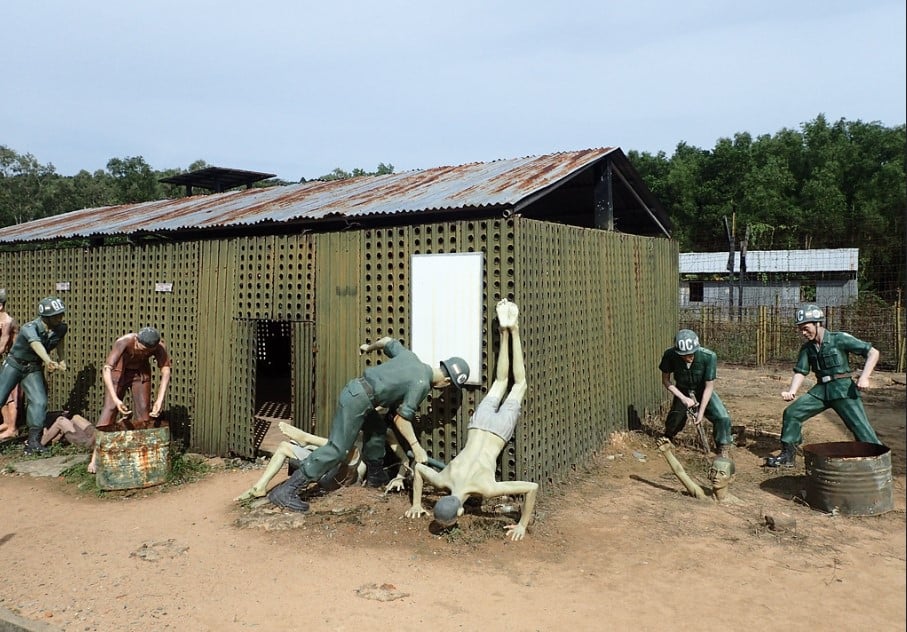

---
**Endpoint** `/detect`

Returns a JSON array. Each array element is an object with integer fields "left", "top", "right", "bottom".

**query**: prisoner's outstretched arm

[
  {"left": 384, "top": 431, "right": 411, "bottom": 493},
  {"left": 404, "top": 463, "right": 431, "bottom": 518},
  {"left": 656, "top": 438, "right": 707, "bottom": 500},
  {"left": 497, "top": 480, "right": 538, "bottom": 541},
  {"left": 393, "top": 414, "right": 427, "bottom": 463}
]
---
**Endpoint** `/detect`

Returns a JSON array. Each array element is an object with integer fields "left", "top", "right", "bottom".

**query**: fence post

[
  {"left": 897, "top": 294, "right": 905, "bottom": 373},
  {"left": 757, "top": 305, "right": 766, "bottom": 366}
]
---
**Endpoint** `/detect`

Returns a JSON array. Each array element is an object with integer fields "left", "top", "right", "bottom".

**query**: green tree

[
  {"left": 106, "top": 156, "right": 162, "bottom": 204},
  {"left": 0, "top": 145, "right": 59, "bottom": 225},
  {"left": 311, "top": 163, "right": 395, "bottom": 182}
]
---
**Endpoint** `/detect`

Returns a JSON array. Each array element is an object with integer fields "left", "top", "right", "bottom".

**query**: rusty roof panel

[{"left": 0, "top": 148, "right": 616, "bottom": 242}]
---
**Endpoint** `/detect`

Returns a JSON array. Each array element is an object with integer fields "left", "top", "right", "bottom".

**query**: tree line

[
  {"left": 1, "top": 114, "right": 904, "bottom": 299},
  {"left": 629, "top": 115, "right": 905, "bottom": 301}
]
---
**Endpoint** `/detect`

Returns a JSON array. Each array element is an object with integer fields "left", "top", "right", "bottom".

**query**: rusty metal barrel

[
  {"left": 95, "top": 424, "right": 171, "bottom": 490},
  {"left": 802, "top": 441, "right": 893, "bottom": 516}
]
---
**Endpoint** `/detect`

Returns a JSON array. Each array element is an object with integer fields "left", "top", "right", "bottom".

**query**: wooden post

[
  {"left": 897, "top": 291, "right": 905, "bottom": 373},
  {"left": 724, "top": 216, "right": 735, "bottom": 320},
  {"left": 773, "top": 295, "right": 781, "bottom": 363},
  {"left": 757, "top": 305, "right": 767, "bottom": 366},
  {"left": 738, "top": 225, "right": 749, "bottom": 319}
]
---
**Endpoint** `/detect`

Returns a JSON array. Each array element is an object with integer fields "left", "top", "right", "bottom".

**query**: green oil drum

[
  {"left": 803, "top": 441, "right": 893, "bottom": 516},
  {"left": 95, "top": 425, "right": 171, "bottom": 490}
]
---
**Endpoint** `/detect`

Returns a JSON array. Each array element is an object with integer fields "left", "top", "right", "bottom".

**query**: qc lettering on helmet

[{"left": 677, "top": 338, "right": 696, "bottom": 352}]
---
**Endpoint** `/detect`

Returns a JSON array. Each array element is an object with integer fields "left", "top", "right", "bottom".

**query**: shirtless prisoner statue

[
  {"left": 656, "top": 436, "right": 742, "bottom": 505},
  {"left": 42, "top": 413, "right": 99, "bottom": 473},
  {"left": 0, "top": 289, "right": 22, "bottom": 441},
  {"left": 99, "top": 327, "right": 172, "bottom": 430},
  {"left": 404, "top": 299, "right": 538, "bottom": 541},
  {"left": 234, "top": 414, "right": 412, "bottom": 501}
]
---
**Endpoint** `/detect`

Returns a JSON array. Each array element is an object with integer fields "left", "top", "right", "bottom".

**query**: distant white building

[{"left": 679, "top": 248, "right": 859, "bottom": 308}]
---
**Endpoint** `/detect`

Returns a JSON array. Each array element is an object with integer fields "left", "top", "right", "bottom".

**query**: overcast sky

[{"left": 3, "top": 1, "right": 904, "bottom": 182}]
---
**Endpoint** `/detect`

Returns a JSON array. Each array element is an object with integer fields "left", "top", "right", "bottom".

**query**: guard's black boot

[
  {"left": 24, "top": 427, "right": 48, "bottom": 456},
  {"left": 364, "top": 459, "right": 390, "bottom": 488},
  {"left": 267, "top": 467, "right": 312, "bottom": 512},
  {"left": 764, "top": 442, "right": 796, "bottom": 468}
]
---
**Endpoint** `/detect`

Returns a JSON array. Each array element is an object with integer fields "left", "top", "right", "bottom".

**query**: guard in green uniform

[
  {"left": 765, "top": 304, "right": 882, "bottom": 468},
  {"left": 0, "top": 297, "right": 68, "bottom": 454},
  {"left": 658, "top": 329, "right": 733, "bottom": 457},
  {"left": 268, "top": 336, "right": 469, "bottom": 512}
]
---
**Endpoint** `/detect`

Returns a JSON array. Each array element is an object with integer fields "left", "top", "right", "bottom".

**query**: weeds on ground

[{"left": 60, "top": 450, "right": 212, "bottom": 496}]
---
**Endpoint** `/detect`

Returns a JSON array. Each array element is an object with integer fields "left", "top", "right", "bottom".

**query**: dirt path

[{"left": 1, "top": 365, "right": 904, "bottom": 631}]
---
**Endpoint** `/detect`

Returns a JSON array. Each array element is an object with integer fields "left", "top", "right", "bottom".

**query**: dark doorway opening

[{"left": 255, "top": 321, "right": 292, "bottom": 411}]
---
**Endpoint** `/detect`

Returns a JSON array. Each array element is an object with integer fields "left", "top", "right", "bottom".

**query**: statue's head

[
  {"left": 432, "top": 495, "right": 463, "bottom": 527},
  {"left": 708, "top": 456, "right": 735, "bottom": 490}
]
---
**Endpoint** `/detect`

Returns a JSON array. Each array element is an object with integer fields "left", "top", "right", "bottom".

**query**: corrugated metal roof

[
  {"left": 680, "top": 248, "right": 859, "bottom": 273},
  {"left": 0, "top": 148, "right": 616, "bottom": 243}
]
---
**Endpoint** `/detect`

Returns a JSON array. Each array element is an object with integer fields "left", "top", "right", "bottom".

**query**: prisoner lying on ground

[{"left": 235, "top": 413, "right": 413, "bottom": 503}]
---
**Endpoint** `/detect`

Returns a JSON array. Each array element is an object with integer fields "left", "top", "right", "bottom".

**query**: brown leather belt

[{"left": 819, "top": 373, "right": 851, "bottom": 384}]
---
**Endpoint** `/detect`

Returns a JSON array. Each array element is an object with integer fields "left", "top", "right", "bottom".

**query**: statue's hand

[
  {"left": 411, "top": 445, "right": 428, "bottom": 464},
  {"left": 505, "top": 524, "right": 527, "bottom": 541},
  {"left": 404, "top": 505, "right": 428, "bottom": 519},
  {"left": 656, "top": 436, "right": 672, "bottom": 452},
  {"left": 384, "top": 475, "right": 406, "bottom": 494}
]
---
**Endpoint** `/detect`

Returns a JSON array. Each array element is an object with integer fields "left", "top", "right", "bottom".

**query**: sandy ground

[{"left": 0, "top": 364, "right": 904, "bottom": 632}]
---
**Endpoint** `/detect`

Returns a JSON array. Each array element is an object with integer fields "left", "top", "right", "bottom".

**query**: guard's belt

[
  {"left": 4, "top": 355, "right": 43, "bottom": 373},
  {"left": 819, "top": 373, "right": 851, "bottom": 384}
]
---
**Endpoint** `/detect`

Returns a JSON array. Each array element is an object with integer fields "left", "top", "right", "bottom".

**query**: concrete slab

[
  {"left": 0, "top": 606, "right": 61, "bottom": 631},
  {"left": 8, "top": 454, "right": 89, "bottom": 477}
]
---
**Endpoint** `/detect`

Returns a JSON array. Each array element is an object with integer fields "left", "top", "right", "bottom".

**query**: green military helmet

[
  {"left": 673, "top": 329, "right": 700, "bottom": 355},
  {"left": 0, "top": 288, "right": 7, "bottom": 304},
  {"left": 440, "top": 356, "right": 470, "bottom": 389},
  {"left": 795, "top": 304, "right": 825, "bottom": 326},
  {"left": 37, "top": 297, "right": 65, "bottom": 317}
]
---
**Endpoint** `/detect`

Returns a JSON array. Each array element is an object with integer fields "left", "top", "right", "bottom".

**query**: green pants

[
  {"left": 781, "top": 382, "right": 881, "bottom": 445},
  {"left": 300, "top": 378, "right": 389, "bottom": 480},
  {"left": 664, "top": 392, "right": 733, "bottom": 446},
  {"left": 0, "top": 360, "right": 48, "bottom": 430}
]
